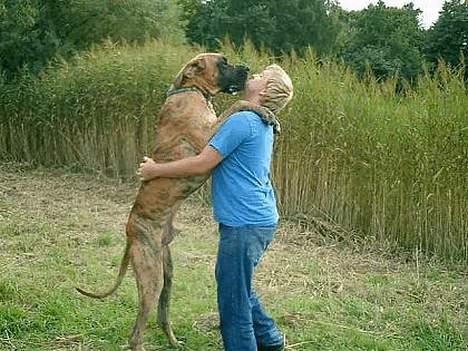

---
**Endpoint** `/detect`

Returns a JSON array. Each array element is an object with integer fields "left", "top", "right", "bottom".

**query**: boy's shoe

[
  {"left": 257, "top": 335, "right": 286, "bottom": 351},
  {"left": 257, "top": 344, "right": 284, "bottom": 351}
]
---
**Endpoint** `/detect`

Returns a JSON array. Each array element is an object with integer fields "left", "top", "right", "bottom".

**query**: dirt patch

[{"left": 1, "top": 163, "right": 467, "bottom": 307}]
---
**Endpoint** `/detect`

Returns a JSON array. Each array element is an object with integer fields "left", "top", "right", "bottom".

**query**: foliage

[
  {"left": 186, "top": 0, "right": 341, "bottom": 55},
  {"left": 0, "top": 0, "right": 185, "bottom": 78},
  {"left": 338, "top": 0, "right": 425, "bottom": 81},
  {"left": 2, "top": 0, "right": 467, "bottom": 84},
  {"left": 424, "top": 0, "right": 468, "bottom": 72},
  {"left": 0, "top": 0, "right": 43, "bottom": 76},
  {"left": 177, "top": 0, "right": 203, "bottom": 23}
]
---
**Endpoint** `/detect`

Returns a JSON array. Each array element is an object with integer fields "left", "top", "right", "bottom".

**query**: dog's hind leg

[
  {"left": 128, "top": 218, "right": 165, "bottom": 351},
  {"left": 158, "top": 205, "right": 181, "bottom": 347},
  {"left": 157, "top": 245, "right": 180, "bottom": 347}
]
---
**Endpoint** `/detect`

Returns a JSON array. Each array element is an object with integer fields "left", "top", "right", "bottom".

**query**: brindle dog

[{"left": 76, "top": 53, "right": 277, "bottom": 350}]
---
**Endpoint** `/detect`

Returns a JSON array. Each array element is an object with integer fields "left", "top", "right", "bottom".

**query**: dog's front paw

[
  {"left": 245, "top": 105, "right": 281, "bottom": 134},
  {"left": 272, "top": 119, "right": 281, "bottom": 134}
]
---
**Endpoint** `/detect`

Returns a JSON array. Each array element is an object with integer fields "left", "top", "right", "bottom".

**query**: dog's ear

[
  {"left": 184, "top": 59, "right": 206, "bottom": 79},
  {"left": 172, "top": 68, "right": 185, "bottom": 89},
  {"left": 172, "top": 59, "right": 206, "bottom": 88}
]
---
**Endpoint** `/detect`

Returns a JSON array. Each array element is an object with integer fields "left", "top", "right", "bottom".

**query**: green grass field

[{"left": 0, "top": 164, "right": 466, "bottom": 351}]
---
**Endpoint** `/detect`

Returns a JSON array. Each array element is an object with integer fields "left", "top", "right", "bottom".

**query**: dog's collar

[{"left": 166, "top": 86, "right": 212, "bottom": 102}]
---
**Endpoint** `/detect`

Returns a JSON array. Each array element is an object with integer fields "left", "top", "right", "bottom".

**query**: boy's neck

[{"left": 245, "top": 94, "right": 263, "bottom": 106}]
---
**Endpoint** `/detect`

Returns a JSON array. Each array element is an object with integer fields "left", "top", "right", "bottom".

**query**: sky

[{"left": 338, "top": 0, "right": 445, "bottom": 28}]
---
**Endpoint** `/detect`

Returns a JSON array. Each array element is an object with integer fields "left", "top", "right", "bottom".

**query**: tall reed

[
  {"left": 1, "top": 41, "right": 466, "bottom": 262},
  {"left": 0, "top": 40, "right": 196, "bottom": 177},
  {"left": 271, "top": 52, "right": 467, "bottom": 262}
]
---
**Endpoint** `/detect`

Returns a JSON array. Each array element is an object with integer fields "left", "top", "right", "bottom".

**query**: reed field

[{"left": 0, "top": 40, "right": 467, "bottom": 262}]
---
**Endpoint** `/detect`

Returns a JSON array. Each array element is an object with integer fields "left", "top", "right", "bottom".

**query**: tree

[
  {"left": 186, "top": 0, "right": 233, "bottom": 50},
  {"left": 187, "top": 0, "right": 341, "bottom": 56},
  {"left": 177, "top": 0, "right": 203, "bottom": 23},
  {"left": 339, "top": 1, "right": 425, "bottom": 81},
  {"left": 425, "top": 0, "right": 468, "bottom": 70},
  {"left": 0, "top": 0, "right": 186, "bottom": 78},
  {"left": 0, "top": 1, "right": 43, "bottom": 75}
]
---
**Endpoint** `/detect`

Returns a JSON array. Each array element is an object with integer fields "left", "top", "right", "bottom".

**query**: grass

[{"left": 0, "top": 164, "right": 466, "bottom": 350}]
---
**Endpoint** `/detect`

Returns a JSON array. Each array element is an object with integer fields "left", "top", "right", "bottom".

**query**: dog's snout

[
  {"left": 239, "top": 64, "right": 250, "bottom": 72},
  {"left": 218, "top": 61, "right": 250, "bottom": 94}
]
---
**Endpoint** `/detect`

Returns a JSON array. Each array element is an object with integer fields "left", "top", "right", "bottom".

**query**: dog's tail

[{"left": 76, "top": 242, "right": 131, "bottom": 299}]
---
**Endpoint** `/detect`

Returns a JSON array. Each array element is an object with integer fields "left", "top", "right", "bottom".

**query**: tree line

[{"left": 1, "top": 0, "right": 467, "bottom": 82}]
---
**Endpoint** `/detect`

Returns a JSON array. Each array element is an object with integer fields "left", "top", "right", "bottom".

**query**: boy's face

[{"left": 244, "top": 69, "right": 273, "bottom": 99}]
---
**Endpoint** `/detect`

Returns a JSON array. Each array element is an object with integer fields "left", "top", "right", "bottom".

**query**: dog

[{"left": 76, "top": 53, "right": 280, "bottom": 350}]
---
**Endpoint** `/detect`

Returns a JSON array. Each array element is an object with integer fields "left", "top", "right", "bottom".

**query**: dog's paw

[
  {"left": 218, "top": 100, "right": 281, "bottom": 134},
  {"left": 272, "top": 119, "right": 281, "bottom": 134},
  {"left": 244, "top": 105, "right": 281, "bottom": 134}
]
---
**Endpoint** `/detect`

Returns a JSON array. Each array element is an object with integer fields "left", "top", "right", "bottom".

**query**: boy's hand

[{"left": 137, "top": 156, "right": 158, "bottom": 182}]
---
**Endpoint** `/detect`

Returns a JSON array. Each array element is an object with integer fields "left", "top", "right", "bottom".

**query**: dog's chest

[
  {"left": 186, "top": 103, "right": 217, "bottom": 131},
  {"left": 153, "top": 101, "right": 218, "bottom": 157}
]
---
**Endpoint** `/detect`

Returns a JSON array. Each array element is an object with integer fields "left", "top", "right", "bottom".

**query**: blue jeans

[{"left": 215, "top": 223, "right": 283, "bottom": 351}]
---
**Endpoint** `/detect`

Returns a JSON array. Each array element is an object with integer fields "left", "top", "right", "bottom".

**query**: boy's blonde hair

[{"left": 261, "top": 64, "right": 294, "bottom": 114}]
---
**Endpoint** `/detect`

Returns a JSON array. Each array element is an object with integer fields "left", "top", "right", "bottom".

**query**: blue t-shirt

[{"left": 208, "top": 111, "right": 279, "bottom": 226}]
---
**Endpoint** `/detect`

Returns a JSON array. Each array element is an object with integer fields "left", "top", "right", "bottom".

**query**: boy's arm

[
  {"left": 137, "top": 145, "right": 222, "bottom": 181},
  {"left": 138, "top": 108, "right": 251, "bottom": 182}
]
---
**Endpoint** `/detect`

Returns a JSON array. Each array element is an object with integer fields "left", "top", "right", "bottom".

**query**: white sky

[{"left": 338, "top": 0, "right": 444, "bottom": 28}]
